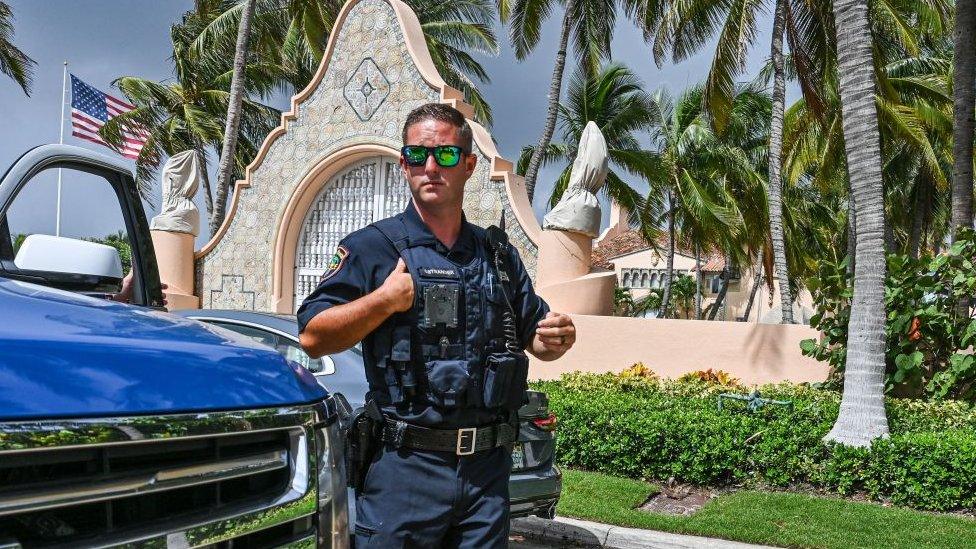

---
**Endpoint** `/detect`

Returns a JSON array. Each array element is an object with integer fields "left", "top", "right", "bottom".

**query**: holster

[{"left": 344, "top": 399, "right": 384, "bottom": 492}]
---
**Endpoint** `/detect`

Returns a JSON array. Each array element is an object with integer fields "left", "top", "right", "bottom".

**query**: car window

[
  {"left": 2, "top": 165, "right": 136, "bottom": 298},
  {"left": 204, "top": 319, "right": 334, "bottom": 375},
  {"left": 207, "top": 321, "right": 278, "bottom": 348},
  {"left": 277, "top": 338, "right": 335, "bottom": 375}
]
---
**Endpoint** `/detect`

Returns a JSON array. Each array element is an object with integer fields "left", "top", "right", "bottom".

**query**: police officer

[{"left": 298, "top": 102, "right": 576, "bottom": 547}]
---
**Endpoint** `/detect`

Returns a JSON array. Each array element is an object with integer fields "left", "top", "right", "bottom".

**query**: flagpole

[{"left": 56, "top": 61, "right": 68, "bottom": 237}]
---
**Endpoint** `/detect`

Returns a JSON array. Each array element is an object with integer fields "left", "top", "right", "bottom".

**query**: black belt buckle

[{"left": 456, "top": 427, "right": 477, "bottom": 455}]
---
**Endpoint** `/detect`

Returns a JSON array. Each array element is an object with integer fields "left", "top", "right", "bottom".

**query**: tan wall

[
  {"left": 610, "top": 250, "right": 815, "bottom": 323},
  {"left": 529, "top": 314, "right": 829, "bottom": 385}
]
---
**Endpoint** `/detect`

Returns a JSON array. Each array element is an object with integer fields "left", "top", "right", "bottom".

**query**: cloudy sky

[{"left": 0, "top": 0, "right": 774, "bottom": 245}]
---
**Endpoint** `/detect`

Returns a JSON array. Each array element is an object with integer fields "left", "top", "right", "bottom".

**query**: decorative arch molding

[
  {"left": 270, "top": 143, "right": 398, "bottom": 313},
  {"left": 194, "top": 0, "right": 540, "bottom": 312},
  {"left": 196, "top": 0, "right": 538, "bottom": 259}
]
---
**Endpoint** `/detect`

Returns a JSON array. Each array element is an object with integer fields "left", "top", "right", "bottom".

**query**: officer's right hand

[{"left": 381, "top": 258, "right": 414, "bottom": 312}]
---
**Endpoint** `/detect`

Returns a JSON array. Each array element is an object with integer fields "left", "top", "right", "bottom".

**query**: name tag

[{"left": 419, "top": 267, "right": 458, "bottom": 279}]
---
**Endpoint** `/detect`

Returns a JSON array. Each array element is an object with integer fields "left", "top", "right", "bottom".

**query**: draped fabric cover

[
  {"left": 150, "top": 150, "right": 201, "bottom": 236},
  {"left": 542, "top": 121, "right": 609, "bottom": 238}
]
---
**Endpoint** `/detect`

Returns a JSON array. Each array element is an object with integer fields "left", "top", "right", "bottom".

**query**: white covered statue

[
  {"left": 150, "top": 150, "right": 201, "bottom": 236},
  {"left": 542, "top": 121, "right": 609, "bottom": 238}
]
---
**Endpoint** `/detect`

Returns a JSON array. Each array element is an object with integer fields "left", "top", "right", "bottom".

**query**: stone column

[
  {"left": 149, "top": 150, "right": 202, "bottom": 310},
  {"left": 151, "top": 231, "right": 199, "bottom": 310},
  {"left": 535, "top": 122, "right": 615, "bottom": 315}
]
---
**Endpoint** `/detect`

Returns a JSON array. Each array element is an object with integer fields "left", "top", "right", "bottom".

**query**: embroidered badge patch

[{"left": 320, "top": 246, "right": 349, "bottom": 282}]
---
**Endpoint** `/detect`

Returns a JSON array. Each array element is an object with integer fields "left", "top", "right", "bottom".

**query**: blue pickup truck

[{"left": 0, "top": 145, "right": 349, "bottom": 548}]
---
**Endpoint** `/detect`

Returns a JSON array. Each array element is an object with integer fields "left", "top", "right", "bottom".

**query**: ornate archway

[
  {"left": 293, "top": 155, "right": 408, "bottom": 310},
  {"left": 194, "top": 0, "right": 539, "bottom": 313}
]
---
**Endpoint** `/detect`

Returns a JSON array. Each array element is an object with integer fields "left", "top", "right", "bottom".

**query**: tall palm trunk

[
  {"left": 211, "top": 0, "right": 256, "bottom": 236},
  {"left": 846, "top": 192, "right": 856, "bottom": 275},
  {"left": 741, "top": 262, "right": 763, "bottom": 322},
  {"left": 196, "top": 145, "right": 214, "bottom": 221},
  {"left": 694, "top": 244, "right": 703, "bottom": 319},
  {"left": 951, "top": 0, "right": 976, "bottom": 242},
  {"left": 823, "top": 0, "right": 890, "bottom": 447},
  {"left": 522, "top": 0, "right": 575, "bottom": 202},
  {"left": 768, "top": 0, "right": 794, "bottom": 324},
  {"left": 659, "top": 197, "right": 676, "bottom": 317},
  {"left": 708, "top": 260, "right": 731, "bottom": 321},
  {"left": 909, "top": 178, "right": 926, "bottom": 258}
]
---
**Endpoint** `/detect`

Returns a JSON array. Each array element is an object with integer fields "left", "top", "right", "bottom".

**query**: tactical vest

[{"left": 368, "top": 216, "right": 528, "bottom": 412}]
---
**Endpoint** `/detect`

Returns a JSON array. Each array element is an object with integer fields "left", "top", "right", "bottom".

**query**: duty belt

[{"left": 382, "top": 417, "right": 518, "bottom": 456}]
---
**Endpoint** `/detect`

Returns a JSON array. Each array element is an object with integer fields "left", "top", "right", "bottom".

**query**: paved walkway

[{"left": 510, "top": 516, "right": 778, "bottom": 549}]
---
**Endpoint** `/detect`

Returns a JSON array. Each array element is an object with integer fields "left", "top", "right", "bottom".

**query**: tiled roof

[
  {"left": 590, "top": 230, "right": 651, "bottom": 269},
  {"left": 591, "top": 230, "right": 726, "bottom": 272}
]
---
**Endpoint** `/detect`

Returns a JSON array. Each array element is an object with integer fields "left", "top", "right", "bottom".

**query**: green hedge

[{"left": 531, "top": 373, "right": 976, "bottom": 511}]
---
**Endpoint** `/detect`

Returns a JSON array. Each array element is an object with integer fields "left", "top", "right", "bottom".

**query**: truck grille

[{"left": 0, "top": 407, "right": 324, "bottom": 548}]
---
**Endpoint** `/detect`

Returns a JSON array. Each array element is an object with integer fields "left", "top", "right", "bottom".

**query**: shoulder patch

[{"left": 320, "top": 246, "right": 349, "bottom": 282}]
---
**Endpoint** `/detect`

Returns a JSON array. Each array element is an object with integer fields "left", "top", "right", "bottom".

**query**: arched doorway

[{"left": 293, "top": 155, "right": 409, "bottom": 310}]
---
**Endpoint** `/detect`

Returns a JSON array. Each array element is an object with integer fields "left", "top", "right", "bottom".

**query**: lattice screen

[{"left": 294, "top": 157, "right": 408, "bottom": 310}]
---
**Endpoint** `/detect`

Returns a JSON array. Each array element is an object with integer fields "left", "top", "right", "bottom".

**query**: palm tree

[
  {"left": 0, "top": 1, "right": 35, "bottom": 96},
  {"left": 643, "top": 85, "right": 755, "bottom": 317},
  {"left": 517, "top": 63, "right": 662, "bottom": 237},
  {"left": 784, "top": 50, "right": 954, "bottom": 259},
  {"left": 649, "top": 0, "right": 833, "bottom": 324},
  {"left": 506, "top": 0, "right": 629, "bottom": 201},
  {"left": 213, "top": 0, "right": 258, "bottom": 236},
  {"left": 670, "top": 273, "right": 697, "bottom": 318},
  {"left": 951, "top": 0, "right": 975, "bottom": 242},
  {"left": 193, "top": 0, "right": 499, "bottom": 124},
  {"left": 412, "top": 0, "right": 500, "bottom": 124},
  {"left": 99, "top": 4, "right": 281, "bottom": 214},
  {"left": 823, "top": 0, "right": 890, "bottom": 447}
]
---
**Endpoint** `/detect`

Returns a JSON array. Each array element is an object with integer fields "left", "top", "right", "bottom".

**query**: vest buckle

[{"left": 456, "top": 427, "right": 477, "bottom": 455}]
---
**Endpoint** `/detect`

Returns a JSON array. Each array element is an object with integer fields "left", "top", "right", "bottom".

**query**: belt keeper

[{"left": 392, "top": 420, "right": 407, "bottom": 449}]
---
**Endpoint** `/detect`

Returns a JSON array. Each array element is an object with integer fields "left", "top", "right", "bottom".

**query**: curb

[{"left": 510, "top": 516, "right": 778, "bottom": 549}]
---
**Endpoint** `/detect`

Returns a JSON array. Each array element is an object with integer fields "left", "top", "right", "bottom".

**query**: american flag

[{"left": 70, "top": 74, "right": 148, "bottom": 160}]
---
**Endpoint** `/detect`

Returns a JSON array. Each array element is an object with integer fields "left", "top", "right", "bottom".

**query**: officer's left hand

[{"left": 535, "top": 311, "right": 575, "bottom": 352}]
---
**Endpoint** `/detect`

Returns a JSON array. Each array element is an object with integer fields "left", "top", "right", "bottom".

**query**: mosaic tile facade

[{"left": 196, "top": 0, "right": 537, "bottom": 312}]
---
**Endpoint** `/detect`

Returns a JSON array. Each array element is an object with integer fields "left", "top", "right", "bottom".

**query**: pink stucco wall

[{"left": 529, "top": 314, "right": 830, "bottom": 385}]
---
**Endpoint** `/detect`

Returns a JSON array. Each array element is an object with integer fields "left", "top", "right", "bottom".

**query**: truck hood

[{"left": 0, "top": 278, "right": 328, "bottom": 421}]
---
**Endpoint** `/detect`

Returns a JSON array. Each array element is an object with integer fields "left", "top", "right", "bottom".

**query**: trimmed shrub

[{"left": 532, "top": 373, "right": 976, "bottom": 511}]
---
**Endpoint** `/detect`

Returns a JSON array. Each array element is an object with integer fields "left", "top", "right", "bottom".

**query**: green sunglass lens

[
  {"left": 435, "top": 147, "right": 461, "bottom": 166},
  {"left": 404, "top": 147, "right": 428, "bottom": 165}
]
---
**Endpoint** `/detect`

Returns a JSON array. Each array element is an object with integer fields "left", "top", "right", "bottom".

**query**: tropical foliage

[
  {"left": 801, "top": 229, "right": 976, "bottom": 402},
  {"left": 21, "top": 0, "right": 962, "bottom": 448},
  {"left": 0, "top": 1, "right": 34, "bottom": 96},
  {"left": 517, "top": 63, "right": 661, "bottom": 231},
  {"left": 191, "top": 0, "right": 499, "bottom": 124},
  {"left": 99, "top": 3, "right": 281, "bottom": 207}
]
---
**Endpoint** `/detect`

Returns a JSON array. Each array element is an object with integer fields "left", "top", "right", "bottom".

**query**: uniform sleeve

[
  {"left": 296, "top": 237, "right": 370, "bottom": 333},
  {"left": 507, "top": 247, "right": 550, "bottom": 350}
]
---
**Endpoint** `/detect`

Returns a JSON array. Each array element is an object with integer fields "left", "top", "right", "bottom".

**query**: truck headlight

[{"left": 316, "top": 396, "right": 350, "bottom": 549}]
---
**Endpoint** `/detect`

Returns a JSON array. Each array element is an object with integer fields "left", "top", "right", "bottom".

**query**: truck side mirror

[{"left": 15, "top": 234, "right": 124, "bottom": 291}]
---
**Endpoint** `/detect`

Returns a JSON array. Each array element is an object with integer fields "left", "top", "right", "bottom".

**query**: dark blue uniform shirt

[{"left": 297, "top": 203, "right": 549, "bottom": 428}]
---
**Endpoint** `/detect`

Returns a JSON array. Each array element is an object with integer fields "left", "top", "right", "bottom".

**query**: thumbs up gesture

[{"left": 381, "top": 258, "right": 415, "bottom": 312}]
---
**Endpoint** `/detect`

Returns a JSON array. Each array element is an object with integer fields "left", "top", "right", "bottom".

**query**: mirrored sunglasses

[{"left": 401, "top": 145, "right": 466, "bottom": 167}]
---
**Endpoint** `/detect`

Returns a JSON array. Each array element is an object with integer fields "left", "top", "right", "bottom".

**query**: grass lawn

[{"left": 557, "top": 469, "right": 976, "bottom": 549}]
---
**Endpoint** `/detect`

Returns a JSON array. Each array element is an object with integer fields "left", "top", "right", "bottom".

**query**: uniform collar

[{"left": 401, "top": 201, "right": 476, "bottom": 262}]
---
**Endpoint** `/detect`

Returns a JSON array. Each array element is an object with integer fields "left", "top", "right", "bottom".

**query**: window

[
  {"left": 641, "top": 271, "right": 648, "bottom": 288},
  {"left": 205, "top": 320, "right": 333, "bottom": 374},
  {"left": 277, "top": 337, "right": 334, "bottom": 374},
  {"left": 1, "top": 163, "right": 136, "bottom": 299},
  {"left": 710, "top": 275, "right": 722, "bottom": 294},
  {"left": 209, "top": 321, "right": 278, "bottom": 347},
  {"left": 622, "top": 272, "right": 630, "bottom": 287}
]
